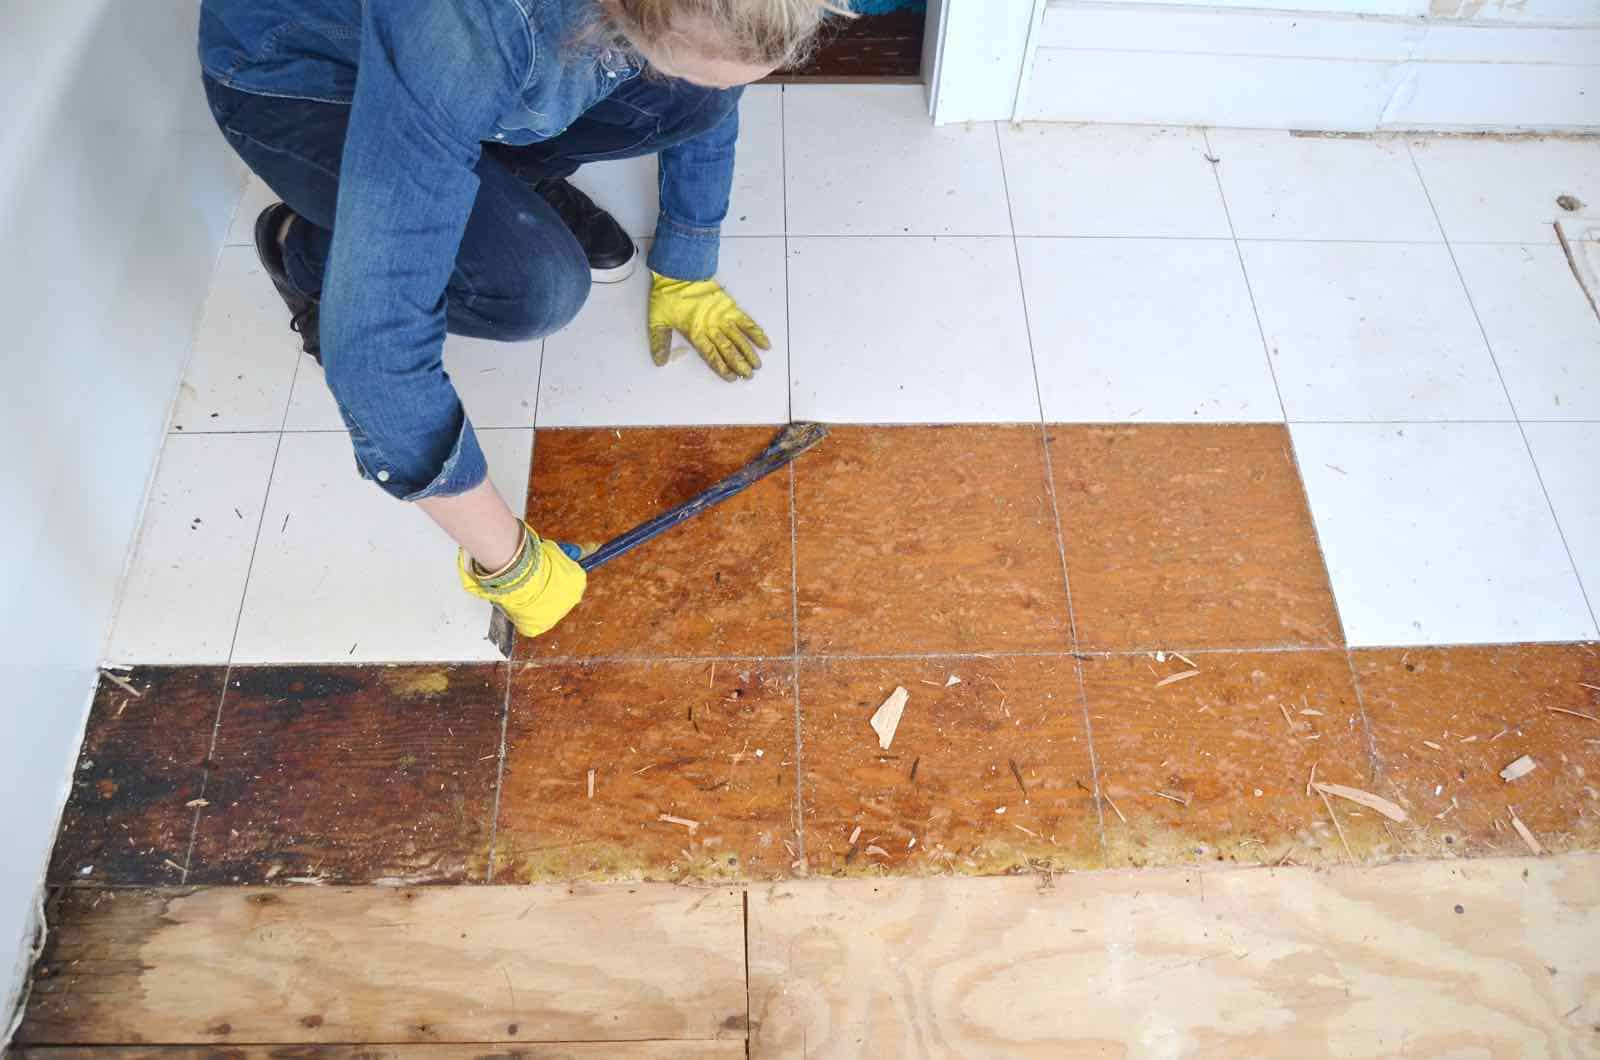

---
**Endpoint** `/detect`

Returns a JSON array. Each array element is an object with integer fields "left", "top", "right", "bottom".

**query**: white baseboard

[{"left": 1023, "top": 1, "right": 1600, "bottom": 131}]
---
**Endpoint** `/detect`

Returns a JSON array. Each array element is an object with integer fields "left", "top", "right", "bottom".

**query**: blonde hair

[{"left": 601, "top": 0, "right": 855, "bottom": 68}]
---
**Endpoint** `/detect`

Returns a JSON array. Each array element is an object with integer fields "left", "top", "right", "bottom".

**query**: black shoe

[
  {"left": 254, "top": 203, "right": 322, "bottom": 362},
  {"left": 534, "top": 177, "right": 638, "bottom": 284}
]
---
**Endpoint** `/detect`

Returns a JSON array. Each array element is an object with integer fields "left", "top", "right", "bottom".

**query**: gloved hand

[
  {"left": 458, "top": 523, "right": 588, "bottom": 638},
  {"left": 647, "top": 271, "right": 770, "bottom": 381}
]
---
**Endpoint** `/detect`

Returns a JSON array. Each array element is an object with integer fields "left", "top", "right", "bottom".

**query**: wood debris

[
  {"left": 1306, "top": 760, "right": 1318, "bottom": 799},
  {"left": 1499, "top": 755, "right": 1538, "bottom": 782},
  {"left": 1509, "top": 811, "right": 1544, "bottom": 856},
  {"left": 1422, "top": 740, "right": 1444, "bottom": 751},
  {"left": 162, "top": 859, "right": 184, "bottom": 873},
  {"left": 658, "top": 814, "right": 699, "bottom": 833},
  {"left": 1277, "top": 703, "right": 1297, "bottom": 732},
  {"left": 586, "top": 768, "right": 595, "bottom": 799},
  {"left": 1103, "top": 791, "right": 1128, "bottom": 824},
  {"left": 1012, "top": 823, "right": 1038, "bottom": 838},
  {"left": 1172, "top": 651, "right": 1198, "bottom": 669},
  {"left": 1154, "top": 669, "right": 1201, "bottom": 689},
  {"left": 1579, "top": 682, "right": 1600, "bottom": 692},
  {"left": 1299, "top": 708, "right": 1324, "bottom": 717},
  {"left": 1317, "top": 787, "right": 1354, "bottom": 862},
  {"left": 848, "top": 825, "right": 861, "bottom": 846},
  {"left": 100, "top": 671, "right": 144, "bottom": 698},
  {"left": 864, "top": 845, "right": 889, "bottom": 858},
  {"left": 946, "top": 675, "right": 961, "bottom": 687},
  {"left": 870, "top": 687, "right": 910, "bottom": 750},
  {"left": 1548, "top": 707, "right": 1600, "bottom": 723},
  {"left": 1313, "top": 782, "right": 1407, "bottom": 823},
  {"left": 184, "top": 798, "right": 210, "bottom": 809},
  {"left": 1152, "top": 790, "right": 1191, "bottom": 806}
]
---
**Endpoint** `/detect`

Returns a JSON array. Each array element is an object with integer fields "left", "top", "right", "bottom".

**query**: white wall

[
  {"left": 1021, "top": 0, "right": 1600, "bottom": 130},
  {"left": 0, "top": 0, "right": 244, "bottom": 1030}
]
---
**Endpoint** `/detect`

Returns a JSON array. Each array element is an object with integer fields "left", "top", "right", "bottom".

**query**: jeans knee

[{"left": 461, "top": 251, "right": 589, "bottom": 343}]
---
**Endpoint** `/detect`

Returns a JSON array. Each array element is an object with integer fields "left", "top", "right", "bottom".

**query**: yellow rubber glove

[
  {"left": 647, "top": 271, "right": 771, "bottom": 381},
  {"left": 458, "top": 524, "right": 587, "bottom": 638}
]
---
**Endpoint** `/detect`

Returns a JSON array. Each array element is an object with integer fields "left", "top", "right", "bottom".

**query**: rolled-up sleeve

[
  {"left": 320, "top": 0, "right": 529, "bottom": 501},
  {"left": 647, "top": 89, "right": 740, "bottom": 282}
]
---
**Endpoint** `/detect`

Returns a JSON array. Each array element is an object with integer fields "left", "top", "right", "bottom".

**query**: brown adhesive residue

[
  {"left": 1049, "top": 424, "right": 1343, "bottom": 651},
  {"left": 495, "top": 661, "right": 799, "bottom": 882},
  {"left": 1086, "top": 650, "right": 1394, "bottom": 868},
  {"left": 799, "top": 656, "right": 1103, "bottom": 876},
  {"left": 1356, "top": 643, "right": 1600, "bottom": 857},
  {"left": 520, "top": 427, "right": 795, "bottom": 660},
  {"left": 188, "top": 664, "right": 504, "bottom": 884}
]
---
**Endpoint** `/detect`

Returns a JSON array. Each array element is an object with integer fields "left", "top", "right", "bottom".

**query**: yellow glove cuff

[{"left": 458, "top": 525, "right": 587, "bottom": 638}]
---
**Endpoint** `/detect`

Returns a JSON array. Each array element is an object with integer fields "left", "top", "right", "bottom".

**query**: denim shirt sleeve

[
  {"left": 319, "top": 0, "right": 530, "bottom": 502},
  {"left": 647, "top": 90, "right": 741, "bottom": 282}
]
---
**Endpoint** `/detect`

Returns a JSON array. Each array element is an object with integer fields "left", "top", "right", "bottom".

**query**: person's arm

[
  {"left": 647, "top": 90, "right": 741, "bottom": 281},
  {"left": 644, "top": 93, "right": 770, "bottom": 381},
  {"left": 322, "top": 0, "right": 530, "bottom": 567}
]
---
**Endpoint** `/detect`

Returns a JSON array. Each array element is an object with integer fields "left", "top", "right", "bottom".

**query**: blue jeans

[
  {"left": 204, "top": 73, "right": 737, "bottom": 341},
  {"left": 202, "top": 73, "right": 738, "bottom": 497}
]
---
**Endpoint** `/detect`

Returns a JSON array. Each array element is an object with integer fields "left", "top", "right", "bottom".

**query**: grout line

[
  {"left": 484, "top": 660, "right": 516, "bottom": 884},
  {"left": 994, "top": 122, "right": 1108, "bottom": 860},
  {"left": 178, "top": 669, "right": 236, "bottom": 885},
  {"left": 1207, "top": 130, "right": 1386, "bottom": 781},
  {"left": 184, "top": 348, "right": 311, "bottom": 880},
  {"left": 1406, "top": 140, "right": 1600, "bottom": 638},
  {"left": 1205, "top": 128, "right": 1290, "bottom": 426},
  {"left": 787, "top": 462, "right": 805, "bottom": 869},
  {"left": 779, "top": 85, "right": 796, "bottom": 426}
]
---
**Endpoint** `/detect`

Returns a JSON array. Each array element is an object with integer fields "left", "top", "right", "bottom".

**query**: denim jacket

[{"left": 199, "top": 0, "right": 737, "bottom": 501}]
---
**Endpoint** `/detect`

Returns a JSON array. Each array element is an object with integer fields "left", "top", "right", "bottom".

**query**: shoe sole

[{"left": 591, "top": 246, "right": 639, "bottom": 285}]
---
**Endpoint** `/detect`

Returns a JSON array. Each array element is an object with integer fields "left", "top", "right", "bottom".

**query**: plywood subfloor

[{"left": 18, "top": 856, "right": 1598, "bottom": 1056}]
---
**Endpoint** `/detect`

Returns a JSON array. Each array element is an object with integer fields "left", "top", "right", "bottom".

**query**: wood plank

[
  {"left": 11, "top": 1046, "right": 744, "bottom": 1059},
  {"left": 20, "top": 885, "right": 746, "bottom": 1045},
  {"left": 749, "top": 855, "right": 1600, "bottom": 1057}
]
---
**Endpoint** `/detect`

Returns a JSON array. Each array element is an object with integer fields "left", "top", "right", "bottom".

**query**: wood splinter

[
  {"left": 658, "top": 814, "right": 699, "bottom": 833},
  {"left": 1499, "top": 755, "right": 1538, "bottom": 782},
  {"left": 870, "top": 687, "right": 909, "bottom": 750},
  {"left": 1312, "top": 782, "right": 1407, "bottom": 823}
]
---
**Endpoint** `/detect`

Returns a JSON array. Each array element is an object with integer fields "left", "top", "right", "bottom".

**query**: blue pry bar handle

[
  {"left": 488, "top": 421, "right": 828, "bottom": 657},
  {"left": 579, "top": 420, "right": 829, "bottom": 571}
]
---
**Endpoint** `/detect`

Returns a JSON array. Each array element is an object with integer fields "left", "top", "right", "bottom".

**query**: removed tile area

[
  {"left": 1049, "top": 425, "right": 1342, "bottom": 651},
  {"left": 188, "top": 664, "right": 504, "bottom": 884},
  {"left": 495, "top": 662, "right": 798, "bottom": 881},
  {"left": 748, "top": 855, "right": 1600, "bottom": 1058},
  {"left": 1356, "top": 643, "right": 1600, "bottom": 857},
  {"left": 795, "top": 427, "right": 1071, "bottom": 655},
  {"left": 1084, "top": 651, "right": 1380, "bottom": 867},
  {"left": 799, "top": 656, "right": 1099, "bottom": 875},
  {"left": 48, "top": 668, "right": 224, "bottom": 884},
  {"left": 1409, "top": 136, "right": 1600, "bottom": 244},
  {"left": 520, "top": 428, "right": 794, "bottom": 659}
]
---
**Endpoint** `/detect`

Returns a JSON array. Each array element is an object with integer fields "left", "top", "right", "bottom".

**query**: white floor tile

[
  {"left": 1210, "top": 130, "right": 1441, "bottom": 242},
  {"left": 999, "top": 125, "right": 1230, "bottom": 238},
  {"left": 1453, "top": 243, "right": 1600, "bottom": 421},
  {"left": 224, "top": 176, "right": 278, "bottom": 246},
  {"left": 231, "top": 428, "right": 533, "bottom": 663},
  {"left": 1410, "top": 136, "right": 1600, "bottom": 244},
  {"left": 784, "top": 85, "right": 1011, "bottom": 236},
  {"left": 285, "top": 334, "right": 543, "bottom": 431},
  {"left": 1524, "top": 422, "right": 1600, "bottom": 619},
  {"left": 172, "top": 246, "right": 303, "bottom": 432},
  {"left": 1242, "top": 241, "right": 1512, "bottom": 421},
  {"left": 1019, "top": 238, "right": 1281, "bottom": 422},
  {"left": 106, "top": 433, "right": 279, "bottom": 663},
  {"left": 789, "top": 237, "right": 1038, "bottom": 423},
  {"left": 569, "top": 85, "right": 785, "bottom": 239},
  {"left": 539, "top": 237, "right": 788, "bottom": 427},
  {"left": 1293, "top": 422, "right": 1596, "bottom": 646}
]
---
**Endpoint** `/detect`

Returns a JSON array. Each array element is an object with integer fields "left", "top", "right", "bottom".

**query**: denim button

[{"left": 377, "top": 470, "right": 391, "bottom": 482}]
